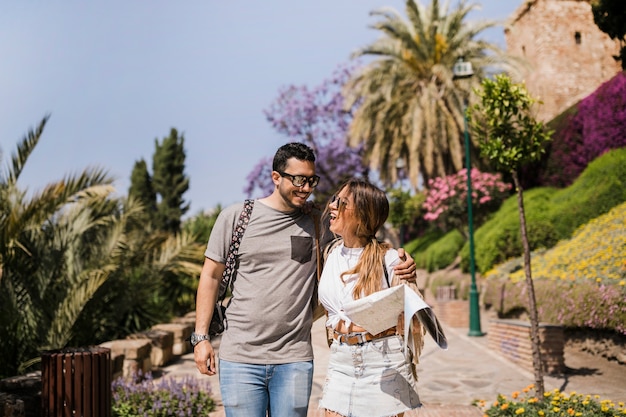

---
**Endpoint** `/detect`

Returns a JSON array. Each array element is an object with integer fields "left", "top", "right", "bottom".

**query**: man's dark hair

[{"left": 272, "top": 142, "right": 316, "bottom": 172}]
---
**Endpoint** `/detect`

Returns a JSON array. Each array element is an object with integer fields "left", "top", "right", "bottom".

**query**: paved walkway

[{"left": 159, "top": 314, "right": 625, "bottom": 417}]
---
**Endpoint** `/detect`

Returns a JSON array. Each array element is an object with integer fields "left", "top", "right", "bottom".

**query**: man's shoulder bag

[{"left": 208, "top": 199, "right": 254, "bottom": 337}]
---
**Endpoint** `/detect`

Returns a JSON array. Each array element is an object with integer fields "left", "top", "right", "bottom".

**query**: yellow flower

[
  {"left": 538, "top": 411, "right": 545, "bottom": 416},
  {"left": 515, "top": 407, "right": 525, "bottom": 414},
  {"left": 528, "top": 398, "right": 538, "bottom": 404},
  {"left": 553, "top": 407, "right": 561, "bottom": 412}
]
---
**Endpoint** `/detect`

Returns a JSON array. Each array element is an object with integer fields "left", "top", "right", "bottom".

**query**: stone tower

[{"left": 505, "top": 0, "right": 621, "bottom": 121}]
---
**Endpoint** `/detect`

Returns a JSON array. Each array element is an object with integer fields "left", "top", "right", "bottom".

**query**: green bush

[
  {"left": 406, "top": 229, "right": 445, "bottom": 266},
  {"left": 411, "top": 229, "right": 464, "bottom": 272},
  {"left": 548, "top": 147, "right": 626, "bottom": 238},
  {"left": 460, "top": 188, "right": 557, "bottom": 273},
  {"left": 460, "top": 148, "right": 626, "bottom": 274},
  {"left": 423, "top": 230, "right": 465, "bottom": 272}
]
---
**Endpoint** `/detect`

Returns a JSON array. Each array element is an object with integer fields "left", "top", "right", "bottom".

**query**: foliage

[
  {"left": 112, "top": 371, "right": 215, "bottom": 417},
  {"left": 0, "top": 119, "right": 203, "bottom": 379},
  {"left": 0, "top": 116, "right": 122, "bottom": 377},
  {"left": 72, "top": 228, "right": 203, "bottom": 345},
  {"left": 462, "top": 148, "right": 626, "bottom": 274},
  {"left": 468, "top": 74, "right": 552, "bottom": 173},
  {"left": 541, "top": 72, "right": 626, "bottom": 187},
  {"left": 483, "top": 202, "right": 626, "bottom": 334},
  {"left": 591, "top": 0, "right": 626, "bottom": 70},
  {"left": 388, "top": 188, "right": 428, "bottom": 243},
  {"left": 483, "top": 277, "right": 626, "bottom": 335},
  {"left": 547, "top": 147, "right": 626, "bottom": 238},
  {"left": 512, "top": 201, "right": 626, "bottom": 285},
  {"left": 152, "top": 128, "right": 190, "bottom": 234},
  {"left": 129, "top": 159, "right": 157, "bottom": 225},
  {"left": 422, "top": 168, "right": 511, "bottom": 238},
  {"left": 414, "top": 229, "right": 465, "bottom": 273},
  {"left": 248, "top": 64, "right": 366, "bottom": 204},
  {"left": 344, "top": 0, "right": 522, "bottom": 191},
  {"left": 462, "top": 188, "right": 559, "bottom": 274},
  {"left": 404, "top": 228, "right": 446, "bottom": 257},
  {"left": 477, "top": 385, "right": 626, "bottom": 416},
  {"left": 183, "top": 206, "right": 222, "bottom": 245}
]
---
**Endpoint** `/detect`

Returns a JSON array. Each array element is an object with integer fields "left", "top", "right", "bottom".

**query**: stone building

[{"left": 505, "top": 0, "right": 621, "bottom": 121}]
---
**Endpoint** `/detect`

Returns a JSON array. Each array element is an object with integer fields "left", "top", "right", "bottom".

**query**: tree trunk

[{"left": 512, "top": 171, "right": 545, "bottom": 398}]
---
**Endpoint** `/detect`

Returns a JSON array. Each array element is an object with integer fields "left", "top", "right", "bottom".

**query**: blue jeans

[{"left": 219, "top": 359, "right": 313, "bottom": 417}]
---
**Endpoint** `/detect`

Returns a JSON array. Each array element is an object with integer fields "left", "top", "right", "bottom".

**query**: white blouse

[{"left": 318, "top": 243, "right": 400, "bottom": 330}]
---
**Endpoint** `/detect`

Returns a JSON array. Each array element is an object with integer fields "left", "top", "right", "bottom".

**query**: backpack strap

[
  {"left": 312, "top": 213, "right": 321, "bottom": 282},
  {"left": 218, "top": 199, "right": 254, "bottom": 300}
]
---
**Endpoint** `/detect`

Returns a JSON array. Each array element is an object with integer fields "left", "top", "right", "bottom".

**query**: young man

[{"left": 193, "top": 142, "right": 415, "bottom": 417}]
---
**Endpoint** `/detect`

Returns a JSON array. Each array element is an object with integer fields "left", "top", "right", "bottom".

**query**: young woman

[{"left": 317, "top": 178, "right": 422, "bottom": 417}]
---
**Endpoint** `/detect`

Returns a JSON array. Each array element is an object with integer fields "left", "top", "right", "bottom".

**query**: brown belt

[{"left": 333, "top": 327, "right": 398, "bottom": 346}]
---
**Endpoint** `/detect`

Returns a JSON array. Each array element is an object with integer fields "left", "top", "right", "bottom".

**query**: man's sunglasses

[{"left": 278, "top": 171, "right": 320, "bottom": 188}]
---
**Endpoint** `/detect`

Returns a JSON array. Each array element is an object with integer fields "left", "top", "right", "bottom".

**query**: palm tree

[
  {"left": 0, "top": 116, "right": 122, "bottom": 376},
  {"left": 0, "top": 117, "right": 204, "bottom": 378},
  {"left": 344, "top": 0, "right": 522, "bottom": 190}
]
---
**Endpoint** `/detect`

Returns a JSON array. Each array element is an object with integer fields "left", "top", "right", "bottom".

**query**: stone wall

[
  {"left": 487, "top": 319, "right": 565, "bottom": 374},
  {"left": 429, "top": 285, "right": 470, "bottom": 329},
  {"left": 505, "top": 0, "right": 621, "bottom": 122}
]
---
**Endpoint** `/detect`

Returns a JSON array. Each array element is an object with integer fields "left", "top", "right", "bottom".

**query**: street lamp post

[{"left": 453, "top": 57, "right": 484, "bottom": 337}]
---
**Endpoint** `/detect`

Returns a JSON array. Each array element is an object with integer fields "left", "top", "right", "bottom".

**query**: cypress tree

[
  {"left": 152, "top": 128, "right": 190, "bottom": 234},
  {"left": 129, "top": 158, "right": 157, "bottom": 225}
]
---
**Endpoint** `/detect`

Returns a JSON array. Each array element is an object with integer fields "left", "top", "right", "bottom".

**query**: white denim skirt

[{"left": 319, "top": 334, "right": 421, "bottom": 417}]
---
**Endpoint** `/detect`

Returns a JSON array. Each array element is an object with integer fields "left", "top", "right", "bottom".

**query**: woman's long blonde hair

[{"left": 324, "top": 178, "right": 391, "bottom": 299}]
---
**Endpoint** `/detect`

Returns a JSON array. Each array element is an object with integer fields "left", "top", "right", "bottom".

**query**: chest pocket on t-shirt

[{"left": 291, "top": 236, "right": 313, "bottom": 264}]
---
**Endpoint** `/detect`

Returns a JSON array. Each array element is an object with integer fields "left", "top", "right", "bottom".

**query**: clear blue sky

[{"left": 0, "top": 1, "right": 521, "bottom": 215}]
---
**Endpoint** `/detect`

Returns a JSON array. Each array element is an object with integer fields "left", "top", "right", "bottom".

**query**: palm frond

[{"left": 6, "top": 115, "right": 49, "bottom": 186}]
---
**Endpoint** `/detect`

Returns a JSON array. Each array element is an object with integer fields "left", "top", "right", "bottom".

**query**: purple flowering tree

[
  {"left": 244, "top": 64, "right": 367, "bottom": 203},
  {"left": 422, "top": 168, "right": 511, "bottom": 238}
]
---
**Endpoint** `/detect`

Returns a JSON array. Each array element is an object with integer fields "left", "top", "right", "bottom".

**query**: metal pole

[
  {"left": 396, "top": 158, "right": 406, "bottom": 247},
  {"left": 463, "top": 101, "right": 483, "bottom": 337}
]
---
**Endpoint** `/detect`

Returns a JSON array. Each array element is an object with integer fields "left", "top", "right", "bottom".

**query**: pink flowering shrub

[{"left": 422, "top": 169, "right": 512, "bottom": 238}]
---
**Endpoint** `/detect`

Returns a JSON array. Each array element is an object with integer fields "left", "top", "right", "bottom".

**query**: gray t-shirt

[{"left": 205, "top": 200, "right": 320, "bottom": 364}]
